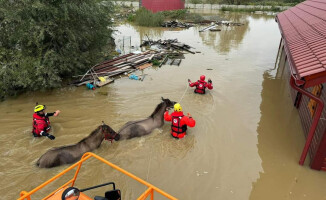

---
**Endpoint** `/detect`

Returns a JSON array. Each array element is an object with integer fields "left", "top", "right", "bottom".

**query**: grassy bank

[
  {"left": 221, "top": 5, "right": 283, "bottom": 12},
  {"left": 129, "top": 8, "right": 204, "bottom": 27}
]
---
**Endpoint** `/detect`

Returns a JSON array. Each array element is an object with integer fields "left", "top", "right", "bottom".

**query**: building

[
  {"left": 140, "top": 0, "right": 185, "bottom": 13},
  {"left": 275, "top": 0, "right": 326, "bottom": 170}
]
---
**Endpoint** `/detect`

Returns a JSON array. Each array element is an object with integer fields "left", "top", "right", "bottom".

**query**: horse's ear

[
  {"left": 102, "top": 121, "right": 105, "bottom": 125},
  {"left": 161, "top": 97, "right": 165, "bottom": 101},
  {"left": 35, "top": 102, "right": 38, "bottom": 106}
]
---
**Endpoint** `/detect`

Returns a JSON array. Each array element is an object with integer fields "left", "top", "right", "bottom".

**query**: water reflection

[
  {"left": 198, "top": 12, "right": 250, "bottom": 54},
  {"left": 114, "top": 12, "right": 256, "bottom": 55},
  {"left": 251, "top": 70, "right": 326, "bottom": 199}
]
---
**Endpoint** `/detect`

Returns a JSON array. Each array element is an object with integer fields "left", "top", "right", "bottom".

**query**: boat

[{"left": 18, "top": 152, "right": 177, "bottom": 200}]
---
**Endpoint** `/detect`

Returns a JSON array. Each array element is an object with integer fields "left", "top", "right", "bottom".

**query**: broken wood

[
  {"left": 137, "top": 63, "right": 152, "bottom": 70},
  {"left": 199, "top": 24, "right": 218, "bottom": 32}
]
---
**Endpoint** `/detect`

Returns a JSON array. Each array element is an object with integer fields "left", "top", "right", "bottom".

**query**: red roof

[{"left": 276, "top": 0, "right": 326, "bottom": 88}]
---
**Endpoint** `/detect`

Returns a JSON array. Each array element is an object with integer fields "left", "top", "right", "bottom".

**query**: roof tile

[{"left": 276, "top": 0, "right": 326, "bottom": 79}]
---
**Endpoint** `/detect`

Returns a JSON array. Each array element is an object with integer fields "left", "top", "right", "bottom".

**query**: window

[{"left": 308, "top": 84, "right": 323, "bottom": 117}]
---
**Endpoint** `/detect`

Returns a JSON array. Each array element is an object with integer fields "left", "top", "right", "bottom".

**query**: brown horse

[
  {"left": 117, "top": 97, "right": 176, "bottom": 139},
  {"left": 37, "top": 122, "right": 119, "bottom": 168}
]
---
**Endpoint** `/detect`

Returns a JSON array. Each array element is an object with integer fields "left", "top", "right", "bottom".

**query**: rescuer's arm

[
  {"left": 164, "top": 111, "right": 172, "bottom": 121},
  {"left": 207, "top": 79, "right": 213, "bottom": 90},
  {"left": 184, "top": 113, "right": 196, "bottom": 127},
  {"left": 189, "top": 79, "right": 198, "bottom": 87},
  {"left": 46, "top": 110, "right": 60, "bottom": 117},
  {"left": 40, "top": 131, "right": 56, "bottom": 140}
]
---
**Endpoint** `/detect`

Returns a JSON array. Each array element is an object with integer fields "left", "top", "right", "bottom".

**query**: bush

[
  {"left": 135, "top": 8, "right": 164, "bottom": 27},
  {"left": 161, "top": 9, "right": 188, "bottom": 20},
  {"left": 151, "top": 59, "right": 160, "bottom": 66},
  {"left": 127, "top": 14, "right": 135, "bottom": 22}
]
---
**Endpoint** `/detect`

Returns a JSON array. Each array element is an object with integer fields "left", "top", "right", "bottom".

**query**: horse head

[
  {"left": 161, "top": 97, "right": 176, "bottom": 110},
  {"left": 101, "top": 121, "right": 120, "bottom": 141}
]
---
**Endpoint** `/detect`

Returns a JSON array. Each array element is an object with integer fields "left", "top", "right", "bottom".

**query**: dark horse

[
  {"left": 37, "top": 122, "right": 119, "bottom": 168},
  {"left": 117, "top": 97, "right": 176, "bottom": 139}
]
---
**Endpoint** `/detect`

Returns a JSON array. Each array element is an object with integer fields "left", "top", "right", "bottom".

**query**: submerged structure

[
  {"left": 275, "top": 0, "right": 326, "bottom": 170},
  {"left": 140, "top": 0, "right": 185, "bottom": 13}
]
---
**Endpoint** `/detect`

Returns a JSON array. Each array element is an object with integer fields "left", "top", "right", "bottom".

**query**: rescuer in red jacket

[
  {"left": 188, "top": 75, "right": 213, "bottom": 94},
  {"left": 164, "top": 103, "right": 196, "bottom": 139},
  {"left": 32, "top": 104, "right": 60, "bottom": 140}
]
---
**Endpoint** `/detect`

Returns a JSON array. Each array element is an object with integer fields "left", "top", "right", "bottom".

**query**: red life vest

[
  {"left": 32, "top": 113, "right": 51, "bottom": 137},
  {"left": 195, "top": 80, "right": 206, "bottom": 94},
  {"left": 171, "top": 115, "right": 187, "bottom": 138}
]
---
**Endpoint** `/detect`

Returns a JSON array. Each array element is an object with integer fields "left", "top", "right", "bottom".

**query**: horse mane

[
  {"left": 78, "top": 126, "right": 101, "bottom": 144},
  {"left": 150, "top": 101, "right": 165, "bottom": 118}
]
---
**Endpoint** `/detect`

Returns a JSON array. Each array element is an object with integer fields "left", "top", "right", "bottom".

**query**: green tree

[{"left": 0, "top": 0, "right": 114, "bottom": 99}]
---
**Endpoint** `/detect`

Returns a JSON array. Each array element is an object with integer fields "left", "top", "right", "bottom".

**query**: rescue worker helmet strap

[
  {"left": 34, "top": 105, "right": 45, "bottom": 112},
  {"left": 174, "top": 103, "right": 182, "bottom": 112}
]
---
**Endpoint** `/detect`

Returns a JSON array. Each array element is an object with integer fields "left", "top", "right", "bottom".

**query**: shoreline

[{"left": 113, "top": 1, "right": 291, "bottom": 10}]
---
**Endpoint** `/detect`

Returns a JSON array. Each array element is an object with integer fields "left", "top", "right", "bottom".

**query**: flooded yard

[{"left": 1, "top": 11, "right": 326, "bottom": 200}]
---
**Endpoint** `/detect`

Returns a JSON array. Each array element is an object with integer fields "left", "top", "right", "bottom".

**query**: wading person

[
  {"left": 188, "top": 75, "right": 213, "bottom": 94},
  {"left": 164, "top": 103, "right": 196, "bottom": 139},
  {"left": 32, "top": 104, "right": 60, "bottom": 140}
]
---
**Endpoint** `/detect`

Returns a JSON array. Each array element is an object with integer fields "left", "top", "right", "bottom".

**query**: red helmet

[{"left": 200, "top": 75, "right": 205, "bottom": 81}]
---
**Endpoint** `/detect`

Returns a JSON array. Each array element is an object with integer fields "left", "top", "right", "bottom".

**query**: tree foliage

[{"left": 0, "top": 0, "right": 114, "bottom": 99}]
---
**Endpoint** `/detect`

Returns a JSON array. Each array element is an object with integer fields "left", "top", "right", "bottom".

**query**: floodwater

[{"left": 1, "top": 11, "right": 326, "bottom": 200}]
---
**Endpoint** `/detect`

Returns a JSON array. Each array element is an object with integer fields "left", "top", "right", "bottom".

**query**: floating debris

[
  {"left": 141, "top": 39, "right": 196, "bottom": 54},
  {"left": 216, "top": 21, "right": 244, "bottom": 26},
  {"left": 199, "top": 23, "right": 219, "bottom": 32},
  {"left": 209, "top": 28, "right": 221, "bottom": 32},
  {"left": 165, "top": 58, "right": 182, "bottom": 66},
  {"left": 162, "top": 20, "right": 194, "bottom": 28},
  {"left": 72, "top": 51, "right": 165, "bottom": 86}
]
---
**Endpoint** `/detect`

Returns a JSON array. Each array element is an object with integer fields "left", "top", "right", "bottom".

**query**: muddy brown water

[{"left": 1, "top": 11, "right": 326, "bottom": 200}]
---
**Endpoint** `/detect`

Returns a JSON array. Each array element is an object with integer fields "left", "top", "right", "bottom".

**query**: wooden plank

[
  {"left": 170, "top": 59, "right": 175, "bottom": 65},
  {"left": 159, "top": 55, "right": 168, "bottom": 67},
  {"left": 199, "top": 24, "right": 217, "bottom": 32},
  {"left": 173, "top": 59, "right": 182, "bottom": 66},
  {"left": 166, "top": 58, "right": 173, "bottom": 65},
  {"left": 137, "top": 63, "right": 152, "bottom": 70}
]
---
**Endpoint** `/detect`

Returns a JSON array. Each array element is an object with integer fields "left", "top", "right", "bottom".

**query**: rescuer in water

[
  {"left": 32, "top": 104, "right": 60, "bottom": 140},
  {"left": 188, "top": 75, "right": 213, "bottom": 94},
  {"left": 164, "top": 103, "right": 196, "bottom": 139}
]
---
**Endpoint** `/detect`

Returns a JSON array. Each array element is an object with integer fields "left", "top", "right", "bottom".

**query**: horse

[
  {"left": 117, "top": 97, "right": 176, "bottom": 139},
  {"left": 36, "top": 122, "right": 119, "bottom": 168}
]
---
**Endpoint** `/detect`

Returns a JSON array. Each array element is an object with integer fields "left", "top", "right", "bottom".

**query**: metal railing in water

[{"left": 18, "top": 152, "right": 178, "bottom": 200}]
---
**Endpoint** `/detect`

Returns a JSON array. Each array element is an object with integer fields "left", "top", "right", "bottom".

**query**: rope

[
  {"left": 146, "top": 146, "right": 152, "bottom": 181},
  {"left": 178, "top": 82, "right": 189, "bottom": 103}
]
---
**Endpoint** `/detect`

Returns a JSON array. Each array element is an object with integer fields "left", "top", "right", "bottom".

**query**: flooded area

[{"left": 2, "top": 11, "right": 326, "bottom": 200}]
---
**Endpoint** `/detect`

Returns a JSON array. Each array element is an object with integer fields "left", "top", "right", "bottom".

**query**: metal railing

[{"left": 18, "top": 152, "right": 178, "bottom": 200}]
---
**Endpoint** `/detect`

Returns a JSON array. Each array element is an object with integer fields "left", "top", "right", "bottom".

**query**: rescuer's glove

[{"left": 47, "top": 134, "right": 55, "bottom": 140}]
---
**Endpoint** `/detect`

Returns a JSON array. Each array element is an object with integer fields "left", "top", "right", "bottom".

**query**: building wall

[
  {"left": 141, "top": 0, "right": 185, "bottom": 13},
  {"left": 280, "top": 44, "right": 326, "bottom": 170}
]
